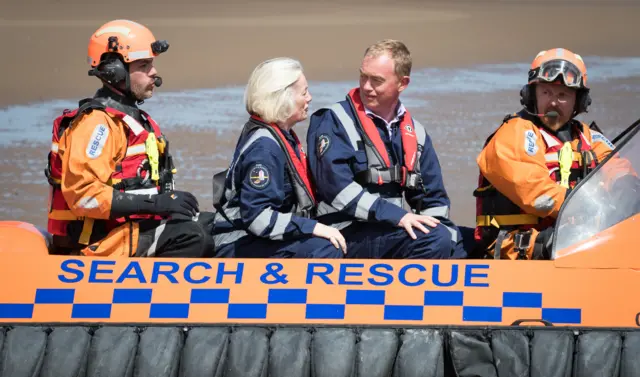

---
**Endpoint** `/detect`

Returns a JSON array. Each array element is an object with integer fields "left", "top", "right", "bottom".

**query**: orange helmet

[
  {"left": 88, "top": 19, "right": 168, "bottom": 67},
  {"left": 528, "top": 48, "right": 588, "bottom": 90}
]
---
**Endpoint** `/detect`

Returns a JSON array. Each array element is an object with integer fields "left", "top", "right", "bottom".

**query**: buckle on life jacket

[
  {"left": 402, "top": 167, "right": 421, "bottom": 190},
  {"left": 513, "top": 229, "right": 533, "bottom": 260}
]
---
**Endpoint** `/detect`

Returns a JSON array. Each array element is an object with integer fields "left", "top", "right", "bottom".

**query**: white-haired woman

[{"left": 211, "top": 57, "right": 346, "bottom": 258}]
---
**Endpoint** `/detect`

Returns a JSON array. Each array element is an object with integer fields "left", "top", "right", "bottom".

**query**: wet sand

[
  {"left": 1, "top": 0, "right": 640, "bottom": 229},
  {"left": 2, "top": 0, "right": 640, "bottom": 107}
]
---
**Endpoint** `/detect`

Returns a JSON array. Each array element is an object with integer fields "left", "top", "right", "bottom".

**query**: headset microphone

[
  {"left": 523, "top": 107, "right": 559, "bottom": 118},
  {"left": 154, "top": 77, "right": 163, "bottom": 87}
]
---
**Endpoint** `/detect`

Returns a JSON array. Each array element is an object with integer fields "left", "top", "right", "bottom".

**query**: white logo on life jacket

[
  {"left": 591, "top": 131, "right": 615, "bottom": 150},
  {"left": 404, "top": 124, "right": 413, "bottom": 133},
  {"left": 86, "top": 124, "right": 109, "bottom": 159},
  {"left": 524, "top": 129, "right": 538, "bottom": 156}
]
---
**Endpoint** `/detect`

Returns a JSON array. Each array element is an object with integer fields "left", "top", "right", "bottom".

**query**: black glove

[
  {"left": 151, "top": 191, "right": 199, "bottom": 218},
  {"left": 110, "top": 190, "right": 199, "bottom": 219}
]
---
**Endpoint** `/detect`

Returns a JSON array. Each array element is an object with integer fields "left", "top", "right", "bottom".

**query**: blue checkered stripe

[{"left": 0, "top": 288, "right": 581, "bottom": 324}]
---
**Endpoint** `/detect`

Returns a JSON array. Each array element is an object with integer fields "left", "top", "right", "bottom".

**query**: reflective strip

[
  {"left": 270, "top": 212, "right": 292, "bottom": 241},
  {"left": 328, "top": 103, "right": 361, "bottom": 150},
  {"left": 146, "top": 220, "right": 167, "bottom": 257},
  {"left": 214, "top": 229, "right": 248, "bottom": 247},
  {"left": 580, "top": 129, "right": 591, "bottom": 146},
  {"left": 122, "top": 115, "right": 145, "bottom": 136},
  {"left": 214, "top": 206, "right": 241, "bottom": 224},
  {"left": 126, "top": 143, "right": 146, "bottom": 156},
  {"left": 384, "top": 197, "right": 404, "bottom": 207},
  {"left": 545, "top": 152, "right": 582, "bottom": 163},
  {"left": 539, "top": 128, "right": 559, "bottom": 148},
  {"left": 414, "top": 120, "right": 427, "bottom": 146},
  {"left": 248, "top": 208, "right": 273, "bottom": 236},
  {"left": 96, "top": 25, "right": 132, "bottom": 37},
  {"left": 420, "top": 205, "right": 449, "bottom": 218},
  {"left": 443, "top": 224, "right": 459, "bottom": 243},
  {"left": 316, "top": 201, "right": 338, "bottom": 216},
  {"left": 231, "top": 129, "right": 275, "bottom": 184},
  {"left": 126, "top": 187, "right": 158, "bottom": 195},
  {"left": 331, "top": 181, "right": 363, "bottom": 210},
  {"left": 354, "top": 192, "right": 378, "bottom": 219},
  {"left": 51, "top": 143, "right": 59, "bottom": 153},
  {"left": 128, "top": 50, "right": 151, "bottom": 60}
]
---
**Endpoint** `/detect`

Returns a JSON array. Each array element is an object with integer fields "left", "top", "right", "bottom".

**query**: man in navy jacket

[{"left": 307, "top": 39, "right": 467, "bottom": 259}]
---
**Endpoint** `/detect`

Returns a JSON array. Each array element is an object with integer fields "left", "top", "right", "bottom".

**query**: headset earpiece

[
  {"left": 520, "top": 84, "right": 535, "bottom": 112},
  {"left": 96, "top": 56, "right": 128, "bottom": 85},
  {"left": 574, "top": 88, "right": 592, "bottom": 115}
]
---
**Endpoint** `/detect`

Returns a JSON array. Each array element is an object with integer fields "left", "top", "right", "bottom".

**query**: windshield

[{"left": 552, "top": 126, "right": 640, "bottom": 258}]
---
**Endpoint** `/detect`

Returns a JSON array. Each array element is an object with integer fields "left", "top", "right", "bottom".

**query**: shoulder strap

[
  {"left": 346, "top": 88, "right": 391, "bottom": 168},
  {"left": 54, "top": 99, "right": 107, "bottom": 138},
  {"left": 398, "top": 110, "right": 418, "bottom": 172}
]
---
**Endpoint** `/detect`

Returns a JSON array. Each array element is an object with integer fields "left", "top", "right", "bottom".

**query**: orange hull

[{"left": 0, "top": 215, "right": 637, "bottom": 328}]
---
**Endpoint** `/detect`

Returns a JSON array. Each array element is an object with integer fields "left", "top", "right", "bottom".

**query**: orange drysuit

[
  {"left": 474, "top": 111, "right": 616, "bottom": 259},
  {"left": 46, "top": 93, "right": 184, "bottom": 257}
]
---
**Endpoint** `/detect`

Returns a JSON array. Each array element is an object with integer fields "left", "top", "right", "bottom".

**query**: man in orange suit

[
  {"left": 45, "top": 19, "right": 214, "bottom": 258},
  {"left": 473, "top": 48, "right": 621, "bottom": 260}
]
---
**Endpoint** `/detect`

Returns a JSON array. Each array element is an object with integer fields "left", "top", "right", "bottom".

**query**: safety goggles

[{"left": 528, "top": 59, "right": 585, "bottom": 89}]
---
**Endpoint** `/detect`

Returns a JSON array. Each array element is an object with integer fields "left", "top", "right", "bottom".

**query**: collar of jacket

[{"left": 92, "top": 86, "right": 145, "bottom": 124}]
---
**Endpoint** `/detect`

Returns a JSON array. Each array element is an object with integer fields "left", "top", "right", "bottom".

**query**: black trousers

[{"left": 135, "top": 211, "right": 216, "bottom": 258}]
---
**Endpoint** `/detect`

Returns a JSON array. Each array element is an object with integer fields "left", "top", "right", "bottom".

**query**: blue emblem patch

[
  {"left": 248, "top": 163, "right": 270, "bottom": 189},
  {"left": 317, "top": 134, "right": 331, "bottom": 157}
]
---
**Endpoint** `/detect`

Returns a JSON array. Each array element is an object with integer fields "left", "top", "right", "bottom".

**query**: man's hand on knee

[{"left": 397, "top": 213, "right": 440, "bottom": 240}]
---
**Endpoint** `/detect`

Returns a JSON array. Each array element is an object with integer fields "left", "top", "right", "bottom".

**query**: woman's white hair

[{"left": 244, "top": 57, "right": 304, "bottom": 124}]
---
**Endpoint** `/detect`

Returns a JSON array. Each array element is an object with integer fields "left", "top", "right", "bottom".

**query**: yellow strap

[
  {"left": 475, "top": 184, "right": 494, "bottom": 193},
  {"left": 145, "top": 134, "right": 160, "bottom": 183},
  {"left": 558, "top": 142, "right": 573, "bottom": 188},
  {"left": 48, "top": 210, "right": 83, "bottom": 221},
  {"left": 572, "top": 151, "right": 582, "bottom": 164},
  {"left": 107, "top": 177, "right": 122, "bottom": 186},
  {"left": 157, "top": 137, "right": 166, "bottom": 155},
  {"left": 476, "top": 214, "right": 539, "bottom": 227},
  {"left": 78, "top": 218, "right": 95, "bottom": 245}
]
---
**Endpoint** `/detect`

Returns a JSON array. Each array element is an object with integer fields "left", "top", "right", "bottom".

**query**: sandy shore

[{"left": 1, "top": 0, "right": 639, "bottom": 107}]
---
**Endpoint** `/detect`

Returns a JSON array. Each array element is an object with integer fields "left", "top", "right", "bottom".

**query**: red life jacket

[
  {"left": 473, "top": 113, "right": 598, "bottom": 249},
  {"left": 45, "top": 99, "right": 174, "bottom": 246},
  {"left": 345, "top": 88, "right": 421, "bottom": 188}
]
